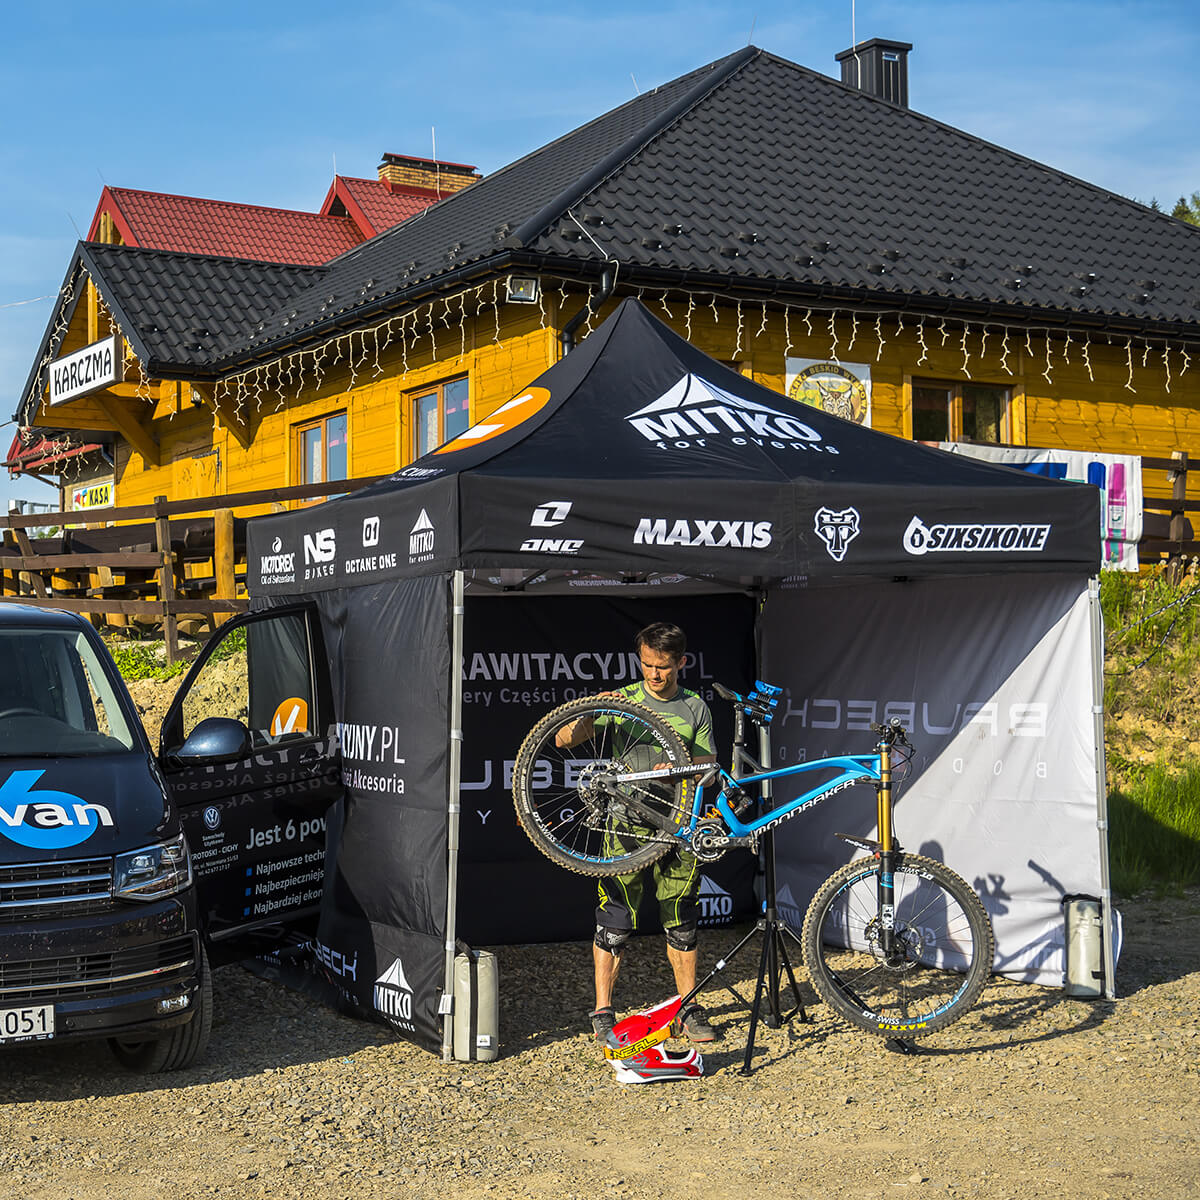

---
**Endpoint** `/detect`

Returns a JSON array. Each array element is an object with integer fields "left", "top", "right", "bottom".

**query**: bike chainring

[{"left": 689, "top": 819, "right": 733, "bottom": 862}]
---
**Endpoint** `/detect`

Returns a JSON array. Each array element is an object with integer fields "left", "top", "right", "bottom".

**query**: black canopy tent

[{"left": 247, "top": 299, "right": 1107, "bottom": 1057}]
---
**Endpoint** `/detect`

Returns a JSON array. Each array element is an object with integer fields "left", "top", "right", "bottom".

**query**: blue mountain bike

[{"left": 512, "top": 682, "right": 994, "bottom": 1038}]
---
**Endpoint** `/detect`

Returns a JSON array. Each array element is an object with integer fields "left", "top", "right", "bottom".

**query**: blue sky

[{"left": 2, "top": 0, "right": 1197, "bottom": 510}]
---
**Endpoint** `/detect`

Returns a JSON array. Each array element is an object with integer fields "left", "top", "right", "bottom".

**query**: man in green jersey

[{"left": 555, "top": 622, "right": 717, "bottom": 1044}]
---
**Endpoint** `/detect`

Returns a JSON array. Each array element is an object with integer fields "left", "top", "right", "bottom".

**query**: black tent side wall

[
  {"left": 455, "top": 591, "right": 760, "bottom": 944},
  {"left": 260, "top": 576, "right": 451, "bottom": 1050}
]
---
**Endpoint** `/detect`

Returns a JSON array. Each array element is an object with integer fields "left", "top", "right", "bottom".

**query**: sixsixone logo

[
  {"left": 634, "top": 517, "right": 772, "bottom": 549},
  {"left": 626, "top": 373, "right": 836, "bottom": 454},
  {"left": 903, "top": 516, "right": 1051, "bottom": 556}
]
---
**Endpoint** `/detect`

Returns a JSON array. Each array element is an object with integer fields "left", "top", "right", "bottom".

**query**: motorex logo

[
  {"left": 626, "top": 374, "right": 836, "bottom": 454},
  {"left": 0, "top": 771, "right": 115, "bottom": 850}
]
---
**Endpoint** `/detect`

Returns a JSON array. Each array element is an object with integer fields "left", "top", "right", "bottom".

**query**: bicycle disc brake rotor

[
  {"left": 576, "top": 760, "right": 622, "bottom": 826},
  {"left": 863, "top": 915, "right": 923, "bottom": 972}
]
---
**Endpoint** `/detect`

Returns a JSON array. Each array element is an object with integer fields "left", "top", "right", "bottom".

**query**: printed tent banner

[{"left": 246, "top": 298, "right": 1109, "bottom": 1056}]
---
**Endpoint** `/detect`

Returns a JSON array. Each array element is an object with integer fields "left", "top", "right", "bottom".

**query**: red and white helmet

[{"left": 602, "top": 996, "right": 704, "bottom": 1084}]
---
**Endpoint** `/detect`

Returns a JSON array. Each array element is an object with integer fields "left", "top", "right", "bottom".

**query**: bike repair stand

[{"left": 675, "top": 709, "right": 809, "bottom": 1076}]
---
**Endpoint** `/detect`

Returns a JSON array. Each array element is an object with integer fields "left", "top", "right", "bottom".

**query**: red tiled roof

[
  {"left": 87, "top": 186, "right": 363, "bottom": 265},
  {"left": 6, "top": 432, "right": 103, "bottom": 473},
  {"left": 324, "top": 176, "right": 436, "bottom": 237}
]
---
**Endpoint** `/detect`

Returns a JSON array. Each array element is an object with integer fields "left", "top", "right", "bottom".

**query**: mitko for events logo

[
  {"left": 626, "top": 374, "right": 837, "bottom": 454},
  {"left": 259, "top": 535, "right": 296, "bottom": 585},
  {"left": 634, "top": 517, "right": 772, "bottom": 550},
  {"left": 903, "top": 516, "right": 1051, "bottom": 557},
  {"left": 814, "top": 506, "right": 861, "bottom": 562},
  {"left": 409, "top": 510, "right": 435, "bottom": 563},
  {"left": 522, "top": 500, "right": 583, "bottom": 554},
  {"left": 374, "top": 957, "right": 415, "bottom": 1031}
]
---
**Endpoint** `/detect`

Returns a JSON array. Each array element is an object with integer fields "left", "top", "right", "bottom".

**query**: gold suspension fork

[{"left": 876, "top": 739, "right": 894, "bottom": 853}]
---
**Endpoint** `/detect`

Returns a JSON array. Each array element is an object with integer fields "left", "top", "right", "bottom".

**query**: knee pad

[
  {"left": 665, "top": 922, "right": 698, "bottom": 952},
  {"left": 595, "top": 924, "right": 630, "bottom": 955}
]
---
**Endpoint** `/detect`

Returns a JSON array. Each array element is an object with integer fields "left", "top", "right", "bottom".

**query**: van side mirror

[{"left": 175, "top": 717, "right": 253, "bottom": 763}]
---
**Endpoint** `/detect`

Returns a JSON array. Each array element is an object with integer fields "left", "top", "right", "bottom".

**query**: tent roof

[{"left": 248, "top": 299, "right": 1100, "bottom": 595}]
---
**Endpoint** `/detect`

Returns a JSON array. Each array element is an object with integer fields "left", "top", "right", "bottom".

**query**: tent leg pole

[
  {"left": 442, "top": 570, "right": 466, "bottom": 1061},
  {"left": 1088, "top": 576, "right": 1117, "bottom": 999}
]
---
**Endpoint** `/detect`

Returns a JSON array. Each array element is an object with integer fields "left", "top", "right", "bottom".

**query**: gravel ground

[{"left": 1, "top": 888, "right": 1197, "bottom": 1200}]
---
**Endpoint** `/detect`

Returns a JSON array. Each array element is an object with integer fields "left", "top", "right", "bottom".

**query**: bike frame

[{"left": 612, "top": 690, "right": 905, "bottom": 954}]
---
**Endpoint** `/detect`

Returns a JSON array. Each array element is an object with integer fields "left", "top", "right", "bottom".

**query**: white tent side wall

[{"left": 763, "top": 572, "right": 1114, "bottom": 989}]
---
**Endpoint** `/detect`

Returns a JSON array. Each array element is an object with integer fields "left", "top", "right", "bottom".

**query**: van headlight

[{"left": 113, "top": 834, "right": 193, "bottom": 901}]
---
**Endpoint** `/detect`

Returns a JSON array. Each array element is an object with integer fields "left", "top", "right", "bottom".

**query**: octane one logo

[
  {"left": 903, "top": 516, "right": 1051, "bottom": 556},
  {"left": 0, "top": 771, "right": 115, "bottom": 850},
  {"left": 626, "top": 374, "right": 837, "bottom": 454}
]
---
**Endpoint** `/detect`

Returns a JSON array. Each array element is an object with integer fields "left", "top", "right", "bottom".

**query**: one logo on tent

[
  {"left": 698, "top": 875, "right": 734, "bottom": 924},
  {"left": 814, "top": 506, "right": 861, "bottom": 561},
  {"left": 530, "top": 501, "right": 572, "bottom": 527},
  {"left": 260, "top": 537, "right": 295, "bottom": 585},
  {"left": 0, "top": 771, "right": 115, "bottom": 850},
  {"left": 374, "top": 957, "right": 415, "bottom": 1030},
  {"left": 362, "top": 516, "right": 380, "bottom": 547},
  {"left": 626, "top": 374, "right": 834, "bottom": 454},
  {"left": 270, "top": 697, "right": 309, "bottom": 738},
  {"left": 409, "top": 510, "right": 436, "bottom": 563},
  {"left": 434, "top": 386, "right": 553, "bottom": 455},
  {"left": 903, "top": 516, "right": 1051, "bottom": 557},
  {"left": 271, "top": 537, "right": 283, "bottom": 553}
]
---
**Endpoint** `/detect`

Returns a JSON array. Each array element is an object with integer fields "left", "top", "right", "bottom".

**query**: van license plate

[{"left": 0, "top": 1004, "right": 54, "bottom": 1042}]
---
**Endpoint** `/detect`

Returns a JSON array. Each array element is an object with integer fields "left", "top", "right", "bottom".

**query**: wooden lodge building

[{"left": 11, "top": 42, "right": 1200, "bottom": 537}]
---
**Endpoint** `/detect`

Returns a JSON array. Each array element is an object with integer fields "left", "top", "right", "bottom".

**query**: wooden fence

[
  {"left": 0, "top": 475, "right": 384, "bottom": 662},
  {"left": 3, "top": 452, "right": 1198, "bottom": 658}
]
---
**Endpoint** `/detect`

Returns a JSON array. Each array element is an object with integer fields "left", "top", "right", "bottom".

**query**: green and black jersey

[{"left": 601, "top": 681, "right": 714, "bottom": 768}]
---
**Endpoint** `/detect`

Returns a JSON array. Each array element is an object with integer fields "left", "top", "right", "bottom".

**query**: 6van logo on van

[{"left": 0, "top": 770, "right": 116, "bottom": 850}]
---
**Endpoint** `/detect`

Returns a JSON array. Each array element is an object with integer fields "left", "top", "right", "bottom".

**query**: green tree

[{"left": 1171, "top": 192, "right": 1200, "bottom": 226}]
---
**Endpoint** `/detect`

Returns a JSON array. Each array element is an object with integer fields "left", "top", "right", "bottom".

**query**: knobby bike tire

[
  {"left": 801, "top": 853, "right": 994, "bottom": 1039},
  {"left": 511, "top": 696, "right": 693, "bottom": 878}
]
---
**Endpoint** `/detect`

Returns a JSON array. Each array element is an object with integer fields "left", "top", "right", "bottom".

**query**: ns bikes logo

[
  {"left": 522, "top": 500, "right": 583, "bottom": 554},
  {"left": 814, "top": 506, "right": 861, "bottom": 562}
]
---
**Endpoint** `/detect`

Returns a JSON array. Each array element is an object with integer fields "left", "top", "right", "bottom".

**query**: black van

[{"left": 0, "top": 602, "right": 340, "bottom": 1071}]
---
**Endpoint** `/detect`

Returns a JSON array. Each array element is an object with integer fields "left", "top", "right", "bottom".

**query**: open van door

[{"left": 158, "top": 604, "right": 341, "bottom": 962}]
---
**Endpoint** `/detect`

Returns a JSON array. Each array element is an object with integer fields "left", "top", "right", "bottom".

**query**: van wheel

[{"left": 109, "top": 946, "right": 213, "bottom": 1073}]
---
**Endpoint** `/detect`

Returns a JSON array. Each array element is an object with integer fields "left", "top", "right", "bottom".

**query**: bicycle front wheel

[
  {"left": 801, "top": 854, "right": 994, "bottom": 1039},
  {"left": 512, "top": 696, "right": 693, "bottom": 878}
]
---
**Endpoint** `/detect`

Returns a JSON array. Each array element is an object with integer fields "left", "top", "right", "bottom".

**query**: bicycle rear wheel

[
  {"left": 511, "top": 696, "right": 693, "bottom": 878},
  {"left": 801, "top": 853, "right": 994, "bottom": 1039}
]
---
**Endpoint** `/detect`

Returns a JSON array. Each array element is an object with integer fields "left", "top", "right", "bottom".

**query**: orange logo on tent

[
  {"left": 270, "top": 697, "right": 309, "bottom": 737},
  {"left": 435, "top": 387, "right": 552, "bottom": 454}
]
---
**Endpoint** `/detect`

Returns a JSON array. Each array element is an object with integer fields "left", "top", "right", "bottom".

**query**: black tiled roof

[
  {"left": 19, "top": 44, "right": 1200, "bottom": 420},
  {"left": 81, "top": 244, "right": 322, "bottom": 369}
]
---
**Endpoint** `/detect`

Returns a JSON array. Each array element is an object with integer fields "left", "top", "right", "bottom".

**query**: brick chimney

[
  {"left": 377, "top": 153, "right": 480, "bottom": 196},
  {"left": 835, "top": 38, "right": 912, "bottom": 107}
]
